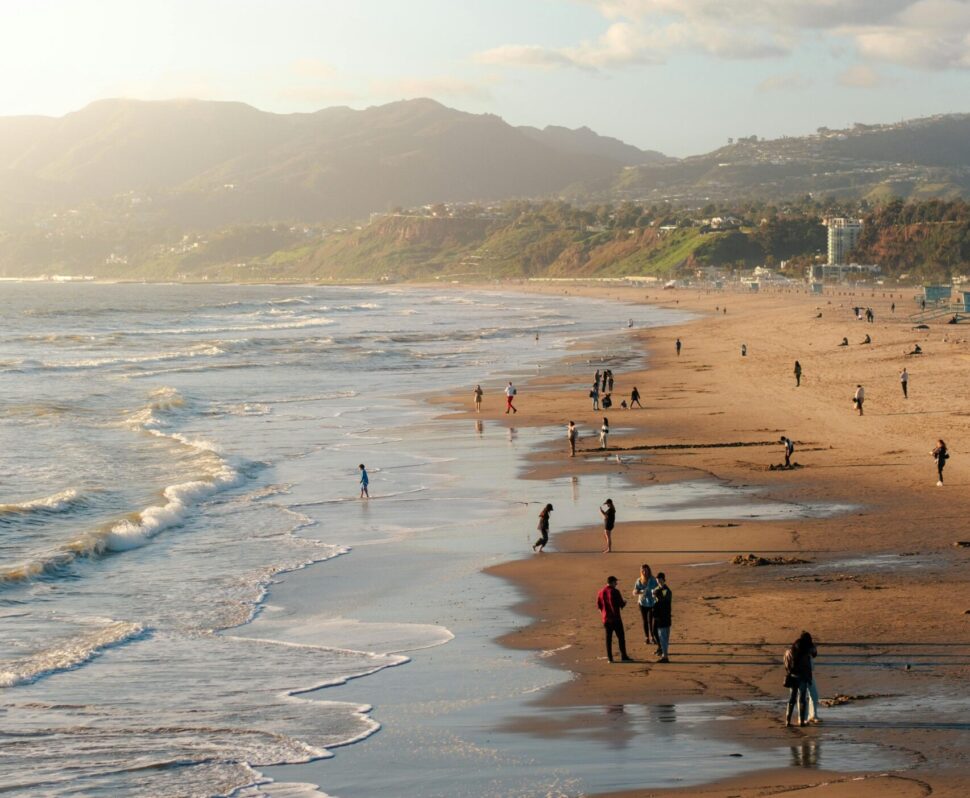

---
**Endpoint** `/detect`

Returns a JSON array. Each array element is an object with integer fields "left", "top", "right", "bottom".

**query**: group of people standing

[{"left": 596, "top": 567, "right": 673, "bottom": 664}]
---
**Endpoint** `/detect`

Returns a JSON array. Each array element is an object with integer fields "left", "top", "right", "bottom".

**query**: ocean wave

[
  {"left": 0, "top": 488, "right": 85, "bottom": 517},
  {"left": 0, "top": 620, "right": 146, "bottom": 687},
  {"left": 0, "top": 388, "right": 248, "bottom": 584},
  {"left": 150, "top": 317, "right": 336, "bottom": 336},
  {"left": 1, "top": 345, "right": 226, "bottom": 373}
]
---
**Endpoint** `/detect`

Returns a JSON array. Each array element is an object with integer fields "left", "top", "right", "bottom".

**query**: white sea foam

[
  {"left": 0, "top": 620, "right": 145, "bottom": 687},
  {"left": 109, "top": 391, "right": 246, "bottom": 550},
  {"left": 0, "top": 488, "right": 84, "bottom": 516}
]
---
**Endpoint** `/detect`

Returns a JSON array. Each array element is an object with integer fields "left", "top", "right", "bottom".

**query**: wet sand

[{"left": 433, "top": 283, "right": 970, "bottom": 796}]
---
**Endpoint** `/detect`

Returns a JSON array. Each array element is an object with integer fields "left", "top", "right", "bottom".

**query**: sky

[{"left": 2, "top": 0, "right": 969, "bottom": 156}]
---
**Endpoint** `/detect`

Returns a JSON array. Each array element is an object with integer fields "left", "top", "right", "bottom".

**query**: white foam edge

[
  {"left": 0, "top": 619, "right": 147, "bottom": 688},
  {"left": 226, "top": 615, "right": 454, "bottom": 659}
]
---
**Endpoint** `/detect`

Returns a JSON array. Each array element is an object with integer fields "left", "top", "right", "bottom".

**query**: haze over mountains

[
  {"left": 1, "top": 98, "right": 969, "bottom": 229},
  {"left": 0, "top": 98, "right": 666, "bottom": 225}
]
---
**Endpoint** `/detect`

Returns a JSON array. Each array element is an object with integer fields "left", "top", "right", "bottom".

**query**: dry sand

[{"left": 433, "top": 283, "right": 970, "bottom": 797}]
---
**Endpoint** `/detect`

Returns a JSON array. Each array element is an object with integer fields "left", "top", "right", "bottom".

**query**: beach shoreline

[{"left": 432, "top": 282, "right": 970, "bottom": 796}]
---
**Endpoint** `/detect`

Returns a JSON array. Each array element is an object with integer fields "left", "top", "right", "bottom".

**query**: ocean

[{"left": 0, "top": 283, "right": 689, "bottom": 797}]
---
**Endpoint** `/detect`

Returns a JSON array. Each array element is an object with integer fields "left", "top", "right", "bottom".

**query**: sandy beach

[{"left": 435, "top": 283, "right": 970, "bottom": 796}]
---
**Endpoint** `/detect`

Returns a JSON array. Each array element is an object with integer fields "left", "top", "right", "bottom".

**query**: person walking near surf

[
  {"left": 533, "top": 503, "right": 553, "bottom": 552},
  {"left": 600, "top": 498, "right": 616, "bottom": 553},
  {"left": 505, "top": 381, "right": 517, "bottom": 414},
  {"left": 358, "top": 464, "right": 369, "bottom": 498}
]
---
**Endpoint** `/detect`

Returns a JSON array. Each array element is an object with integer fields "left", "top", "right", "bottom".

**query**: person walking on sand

[
  {"left": 633, "top": 564, "right": 659, "bottom": 647},
  {"left": 675, "top": 338, "right": 682, "bottom": 357},
  {"left": 567, "top": 421, "right": 578, "bottom": 457},
  {"left": 853, "top": 384, "right": 865, "bottom": 416},
  {"left": 505, "top": 381, "right": 517, "bottom": 414},
  {"left": 600, "top": 498, "right": 616, "bottom": 553},
  {"left": 652, "top": 573, "right": 672, "bottom": 662},
  {"left": 630, "top": 386, "right": 642, "bottom": 408},
  {"left": 794, "top": 361, "right": 802, "bottom": 387},
  {"left": 358, "top": 464, "right": 369, "bottom": 499},
  {"left": 532, "top": 503, "right": 553, "bottom": 552},
  {"left": 783, "top": 631, "right": 814, "bottom": 727},
  {"left": 900, "top": 368, "right": 908, "bottom": 399},
  {"left": 473, "top": 384, "right": 483, "bottom": 412},
  {"left": 597, "top": 576, "right": 632, "bottom": 663},
  {"left": 932, "top": 439, "right": 949, "bottom": 486},
  {"left": 781, "top": 436, "right": 794, "bottom": 468},
  {"left": 599, "top": 417, "right": 610, "bottom": 449},
  {"left": 590, "top": 382, "right": 600, "bottom": 411}
]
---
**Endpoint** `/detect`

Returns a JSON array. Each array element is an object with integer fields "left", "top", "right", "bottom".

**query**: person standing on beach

[
  {"left": 596, "top": 576, "right": 632, "bottom": 663},
  {"left": 633, "top": 564, "right": 658, "bottom": 647},
  {"left": 900, "top": 368, "right": 909, "bottom": 399},
  {"left": 892, "top": 302, "right": 896, "bottom": 314},
  {"left": 600, "top": 498, "right": 616, "bottom": 553},
  {"left": 505, "top": 382, "right": 517, "bottom": 414},
  {"left": 590, "top": 382, "right": 600, "bottom": 411},
  {"left": 599, "top": 417, "right": 610, "bottom": 449},
  {"left": 473, "top": 384, "right": 483, "bottom": 412},
  {"left": 594, "top": 369, "right": 601, "bottom": 389},
  {"left": 567, "top": 421, "right": 578, "bottom": 457},
  {"left": 630, "top": 386, "right": 642, "bottom": 408},
  {"left": 853, "top": 385, "right": 865, "bottom": 416},
  {"left": 676, "top": 338, "right": 682, "bottom": 357},
  {"left": 806, "top": 638, "right": 822, "bottom": 724},
  {"left": 652, "top": 573, "right": 672, "bottom": 662},
  {"left": 932, "top": 439, "right": 948, "bottom": 486},
  {"left": 783, "top": 631, "right": 814, "bottom": 727},
  {"left": 607, "top": 372, "right": 614, "bottom": 393},
  {"left": 794, "top": 361, "right": 802, "bottom": 387},
  {"left": 358, "top": 464, "right": 369, "bottom": 499},
  {"left": 601, "top": 370, "right": 609, "bottom": 393},
  {"left": 781, "top": 436, "right": 794, "bottom": 468},
  {"left": 533, "top": 503, "right": 553, "bottom": 552}
]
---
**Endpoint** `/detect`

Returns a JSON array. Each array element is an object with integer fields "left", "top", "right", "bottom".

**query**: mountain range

[
  {"left": 0, "top": 98, "right": 665, "bottom": 225},
  {"left": 1, "top": 99, "right": 969, "bottom": 231}
]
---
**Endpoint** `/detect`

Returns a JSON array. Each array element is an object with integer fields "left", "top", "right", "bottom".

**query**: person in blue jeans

[
  {"left": 784, "top": 631, "right": 815, "bottom": 727},
  {"left": 652, "top": 572, "right": 672, "bottom": 662}
]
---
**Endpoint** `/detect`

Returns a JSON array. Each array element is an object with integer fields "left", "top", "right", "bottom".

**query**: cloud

[
  {"left": 758, "top": 73, "right": 813, "bottom": 92},
  {"left": 479, "top": 0, "right": 970, "bottom": 71},
  {"left": 836, "top": 64, "right": 894, "bottom": 88}
]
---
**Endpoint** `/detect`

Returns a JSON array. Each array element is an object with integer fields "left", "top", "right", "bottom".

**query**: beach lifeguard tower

[{"left": 923, "top": 285, "right": 952, "bottom": 305}]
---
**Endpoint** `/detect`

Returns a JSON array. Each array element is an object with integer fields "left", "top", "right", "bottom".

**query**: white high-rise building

[{"left": 826, "top": 218, "right": 863, "bottom": 265}]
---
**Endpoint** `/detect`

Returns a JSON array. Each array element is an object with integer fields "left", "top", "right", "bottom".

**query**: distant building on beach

[{"left": 825, "top": 218, "right": 863, "bottom": 266}]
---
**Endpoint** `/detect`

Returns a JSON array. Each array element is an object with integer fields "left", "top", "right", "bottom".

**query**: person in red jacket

[{"left": 596, "top": 576, "right": 632, "bottom": 663}]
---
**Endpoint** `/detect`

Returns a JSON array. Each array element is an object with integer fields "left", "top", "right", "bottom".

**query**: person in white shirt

[
  {"left": 853, "top": 385, "right": 865, "bottom": 416},
  {"left": 900, "top": 368, "right": 908, "bottom": 399},
  {"left": 504, "top": 382, "right": 517, "bottom": 414}
]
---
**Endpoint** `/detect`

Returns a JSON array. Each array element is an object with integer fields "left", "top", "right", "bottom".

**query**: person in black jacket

[
  {"left": 784, "top": 631, "right": 814, "bottom": 727},
  {"left": 652, "top": 573, "right": 673, "bottom": 662}
]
